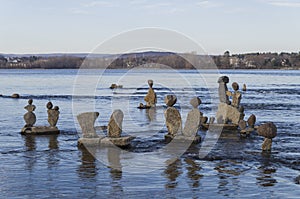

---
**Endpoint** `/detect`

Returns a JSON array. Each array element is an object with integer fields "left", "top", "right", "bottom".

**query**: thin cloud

[
  {"left": 83, "top": 1, "right": 119, "bottom": 8},
  {"left": 196, "top": 0, "right": 222, "bottom": 8},
  {"left": 70, "top": 8, "right": 89, "bottom": 15},
  {"left": 266, "top": 0, "right": 300, "bottom": 7}
]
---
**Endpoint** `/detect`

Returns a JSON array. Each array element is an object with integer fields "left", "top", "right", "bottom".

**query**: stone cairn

[
  {"left": 22, "top": 100, "right": 60, "bottom": 134},
  {"left": 46, "top": 102, "right": 60, "bottom": 127},
  {"left": 257, "top": 122, "right": 277, "bottom": 151},
  {"left": 139, "top": 79, "right": 157, "bottom": 109},
  {"left": 77, "top": 110, "right": 135, "bottom": 147},
  {"left": 164, "top": 95, "right": 182, "bottom": 138},
  {"left": 182, "top": 97, "right": 202, "bottom": 143},
  {"left": 23, "top": 99, "right": 36, "bottom": 127}
]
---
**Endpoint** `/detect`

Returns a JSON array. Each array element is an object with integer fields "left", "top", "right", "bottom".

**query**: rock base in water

[
  {"left": 21, "top": 126, "right": 60, "bottom": 135},
  {"left": 216, "top": 103, "right": 241, "bottom": 125},
  {"left": 78, "top": 136, "right": 135, "bottom": 147},
  {"left": 201, "top": 123, "right": 238, "bottom": 131},
  {"left": 164, "top": 134, "right": 201, "bottom": 144}
]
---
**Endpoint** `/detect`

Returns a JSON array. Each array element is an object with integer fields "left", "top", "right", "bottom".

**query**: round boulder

[
  {"left": 257, "top": 122, "right": 277, "bottom": 139},
  {"left": 190, "top": 97, "right": 201, "bottom": 108},
  {"left": 164, "top": 95, "right": 177, "bottom": 107},
  {"left": 232, "top": 82, "right": 239, "bottom": 91}
]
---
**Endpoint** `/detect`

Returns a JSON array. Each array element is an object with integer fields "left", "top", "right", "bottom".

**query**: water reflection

[
  {"left": 185, "top": 157, "right": 203, "bottom": 188},
  {"left": 24, "top": 135, "right": 36, "bottom": 151},
  {"left": 107, "top": 147, "right": 123, "bottom": 196},
  {"left": 78, "top": 146, "right": 97, "bottom": 179},
  {"left": 256, "top": 152, "right": 277, "bottom": 187},
  {"left": 145, "top": 107, "right": 157, "bottom": 122},
  {"left": 164, "top": 158, "right": 182, "bottom": 189}
]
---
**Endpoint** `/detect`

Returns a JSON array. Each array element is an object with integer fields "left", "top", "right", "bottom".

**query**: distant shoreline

[{"left": 1, "top": 51, "right": 300, "bottom": 70}]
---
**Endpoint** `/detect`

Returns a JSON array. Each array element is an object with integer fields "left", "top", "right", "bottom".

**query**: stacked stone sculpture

[
  {"left": 164, "top": 95, "right": 182, "bottom": 137},
  {"left": 23, "top": 99, "right": 36, "bottom": 127},
  {"left": 138, "top": 79, "right": 157, "bottom": 109},
  {"left": 21, "top": 100, "right": 60, "bottom": 134},
  {"left": 257, "top": 122, "right": 277, "bottom": 151},
  {"left": 77, "top": 109, "right": 135, "bottom": 147}
]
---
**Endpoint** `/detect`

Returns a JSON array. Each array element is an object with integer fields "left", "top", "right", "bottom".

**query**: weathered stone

[
  {"left": 46, "top": 101, "right": 53, "bottom": 109},
  {"left": 238, "top": 120, "right": 247, "bottom": 130},
  {"left": 183, "top": 109, "right": 201, "bottom": 137},
  {"left": 226, "top": 82, "right": 242, "bottom": 108},
  {"left": 239, "top": 106, "right": 245, "bottom": 120},
  {"left": 23, "top": 99, "right": 36, "bottom": 127},
  {"left": 108, "top": 109, "right": 124, "bottom": 138},
  {"left": 21, "top": 126, "right": 59, "bottom": 135},
  {"left": 200, "top": 116, "right": 208, "bottom": 124},
  {"left": 11, "top": 93, "right": 20, "bottom": 98},
  {"left": 257, "top": 122, "right": 277, "bottom": 139},
  {"left": 190, "top": 97, "right": 201, "bottom": 108},
  {"left": 209, "top": 117, "right": 215, "bottom": 124},
  {"left": 218, "top": 76, "right": 230, "bottom": 105},
  {"left": 144, "top": 79, "right": 157, "bottom": 107},
  {"left": 247, "top": 114, "right": 256, "bottom": 128},
  {"left": 164, "top": 107, "right": 182, "bottom": 136},
  {"left": 77, "top": 112, "right": 99, "bottom": 138},
  {"left": 110, "top": 84, "right": 123, "bottom": 89},
  {"left": 47, "top": 106, "right": 60, "bottom": 127},
  {"left": 216, "top": 103, "right": 242, "bottom": 125},
  {"left": 24, "top": 112, "right": 36, "bottom": 127},
  {"left": 242, "top": 84, "right": 247, "bottom": 91},
  {"left": 262, "top": 138, "right": 272, "bottom": 151},
  {"left": 164, "top": 95, "right": 177, "bottom": 107}
]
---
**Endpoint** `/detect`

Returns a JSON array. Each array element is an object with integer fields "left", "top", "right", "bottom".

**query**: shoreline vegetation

[{"left": 0, "top": 51, "right": 299, "bottom": 70}]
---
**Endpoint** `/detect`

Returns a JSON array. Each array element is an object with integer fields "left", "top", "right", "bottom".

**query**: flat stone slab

[
  {"left": 78, "top": 136, "right": 135, "bottom": 147},
  {"left": 201, "top": 123, "right": 238, "bottom": 131},
  {"left": 164, "top": 134, "right": 201, "bottom": 144},
  {"left": 21, "top": 126, "right": 60, "bottom": 135}
]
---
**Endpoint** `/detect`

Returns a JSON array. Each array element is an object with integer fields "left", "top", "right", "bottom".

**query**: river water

[{"left": 0, "top": 69, "right": 299, "bottom": 198}]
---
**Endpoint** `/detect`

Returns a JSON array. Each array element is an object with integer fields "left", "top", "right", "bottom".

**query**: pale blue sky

[{"left": 1, "top": 0, "right": 300, "bottom": 54}]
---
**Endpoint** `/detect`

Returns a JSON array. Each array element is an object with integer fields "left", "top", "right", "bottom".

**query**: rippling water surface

[{"left": 0, "top": 69, "right": 299, "bottom": 198}]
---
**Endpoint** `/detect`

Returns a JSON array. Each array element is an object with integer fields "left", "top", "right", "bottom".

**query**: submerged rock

[{"left": 11, "top": 93, "right": 20, "bottom": 98}]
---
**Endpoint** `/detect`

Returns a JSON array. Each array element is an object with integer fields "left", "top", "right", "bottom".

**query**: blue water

[{"left": 0, "top": 69, "right": 299, "bottom": 198}]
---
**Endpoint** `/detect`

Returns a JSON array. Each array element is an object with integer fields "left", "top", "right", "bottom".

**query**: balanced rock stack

[
  {"left": 108, "top": 109, "right": 124, "bottom": 138},
  {"left": 164, "top": 95, "right": 182, "bottom": 137},
  {"left": 23, "top": 99, "right": 36, "bottom": 127},
  {"left": 257, "top": 122, "right": 277, "bottom": 151}
]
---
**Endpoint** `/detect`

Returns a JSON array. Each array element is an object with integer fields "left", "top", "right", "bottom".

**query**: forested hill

[{"left": 1, "top": 51, "right": 299, "bottom": 69}]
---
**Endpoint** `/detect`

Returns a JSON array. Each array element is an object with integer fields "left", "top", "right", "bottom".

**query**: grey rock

[
  {"left": 144, "top": 80, "right": 157, "bottom": 107},
  {"left": 23, "top": 99, "right": 36, "bottom": 127},
  {"left": 47, "top": 108, "right": 60, "bottom": 127},
  {"left": 257, "top": 122, "right": 277, "bottom": 139},
  {"left": 247, "top": 114, "right": 256, "bottom": 128},
  {"left": 190, "top": 97, "right": 201, "bottom": 108},
  {"left": 183, "top": 109, "right": 201, "bottom": 137},
  {"left": 209, "top": 117, "right": 215, "bottom": 124},
  {"left": 164, "top": 95, "right": 177, "bottom": 107},
  {"left": 200, "top": 116, "right": 208, "bottom": 124},
  {"left": 238, "top": 120, "right": 247, "bottom": 130},
  {"left": 77, "top": 112, "right": 99, "bottom": 138},
  {"left": 216, "top": 103, "right": 242, "bottom": 125},
  {"left": 108, "top": 109, "right": 124, "bottom": 138},
  {"left": 164, "top": 107, "right": 182, "bottom": 136},
  {"left": 11, "top": 93, "right": 20, "bottom": 98},
  {"left": 242, "top": 83, "right": 247, "bottom": 91},
  {"left": 262, "top": 138, "right": 272, "bottom": 151},
  {"left": 217, "top": 76, "right": 230, "bottom": 105}
]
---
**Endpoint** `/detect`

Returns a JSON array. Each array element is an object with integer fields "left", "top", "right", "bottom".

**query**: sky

[{"left": 0, "top": 0, "right": 300, "bottom": 55}]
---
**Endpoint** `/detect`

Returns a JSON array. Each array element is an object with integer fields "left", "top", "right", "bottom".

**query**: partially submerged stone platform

[
  {"left": 77, "top": 110, "right": 135, "bottom": 148},
  {"left": 78, "top": 136, "right": 135, "bottom": 147},
  {"left": 21, "top": 126, "right": 60, "bottom": 135},
  {"left": 164, "top": 134, "right": 201, "bottom": 144},
  {"left": 201, "top": 123, "right": 238, "bottom": 131}
]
